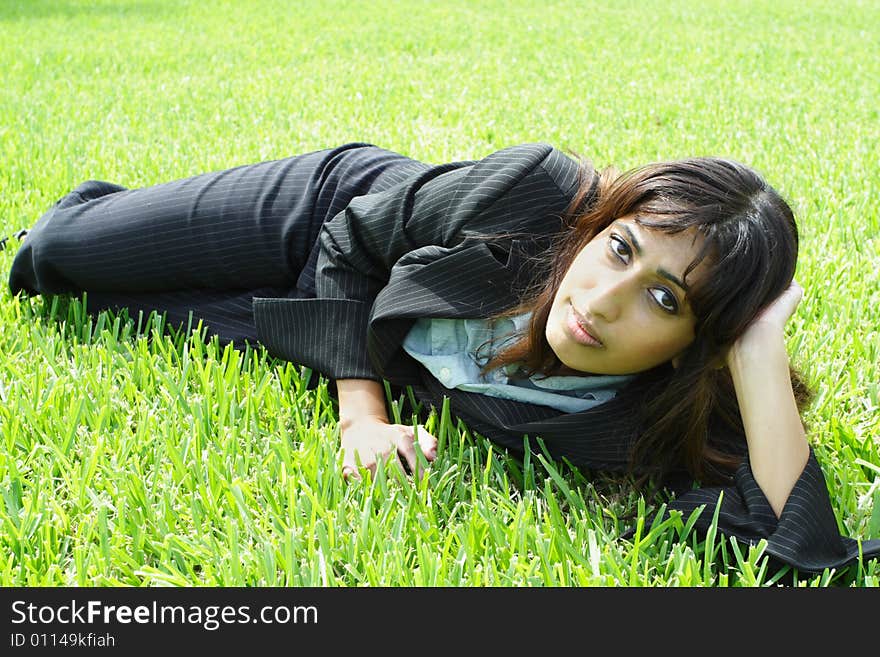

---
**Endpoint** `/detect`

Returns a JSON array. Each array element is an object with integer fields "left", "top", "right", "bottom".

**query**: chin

[
  {"left": 548, "top": 338, "right": 596, "bottom": 374},
  {"left": 544, "top": 320, "right": 566, "bottom": 360}
]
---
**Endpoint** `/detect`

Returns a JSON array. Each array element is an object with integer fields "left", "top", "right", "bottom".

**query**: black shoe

[{"left": 0, "top": 229, "right": 28, "bottom": 251}]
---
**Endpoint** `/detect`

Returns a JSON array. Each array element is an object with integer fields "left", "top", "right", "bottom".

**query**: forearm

[
  {"left": 336, "top": 378, "right": 390, "bottom": 430},
  {"left": 728, "top": 327, "right": 810, "bottom": 519}
]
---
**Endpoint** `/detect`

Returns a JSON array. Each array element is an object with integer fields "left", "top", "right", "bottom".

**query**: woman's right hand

[{"left": 340, "top": 418, "right": 438, "bottom": 481}]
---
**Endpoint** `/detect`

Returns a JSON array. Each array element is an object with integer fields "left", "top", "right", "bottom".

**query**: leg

[
  {"left": 8, "top": 143, "right": 427, "bottom": 298},
  {"left": 7, "top": 143, "right": 428, "bottom": 349},
  {"left": 83, "top": 285, "right": 291, "bottom": 350}
]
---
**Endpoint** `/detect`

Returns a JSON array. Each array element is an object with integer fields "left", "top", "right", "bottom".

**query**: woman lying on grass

[{"left": 6, "top": 142, "right": 879, "bottom": 574}]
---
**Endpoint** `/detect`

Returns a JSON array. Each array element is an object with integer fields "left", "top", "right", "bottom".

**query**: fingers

[
  {"left": 396, "top": 425, "right": 439, "bottom": 480},
  {"left": 395, "top": 426, "right": 425, "bottom": 478},
  {"left": 341, "top": 456, "right": 363, "bottom": 481},
  {"left": 751, "top": 279, "right": 804, "bottom": 329},
  {"left": 341, "top": 443, "right": 383, "bottom": 482},
  {"left": 773, "top": 279, "right": 805, "bottom": 323},
  {"left": 340, "top": 422, "right": 439, "bottom": 484},
  {"left": 342, "top": 452, "right": 400, "bottom": 481},
  {"left": 396, "top": 425, "right": 438, "bottom": 460},
  {"left": 396, "top": 430, "right": 419, "bottom": 475},
  {"left": 414, "top": 425, "right": 438, "bottom": 461},
  {"left": 782, "top": 279, "right": 803, "bottom": 303}
]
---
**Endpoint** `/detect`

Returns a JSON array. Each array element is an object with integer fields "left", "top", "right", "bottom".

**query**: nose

[{"left": 586, "top": 271, "right": 635, "bottom": 323}]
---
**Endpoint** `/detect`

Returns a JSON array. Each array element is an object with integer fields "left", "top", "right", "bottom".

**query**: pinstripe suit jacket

[{"left": 252, "top": 143, "right": 878, "bottom": 573}]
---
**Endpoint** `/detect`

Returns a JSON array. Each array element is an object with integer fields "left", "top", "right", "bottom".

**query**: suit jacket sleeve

[
  {"left": 252, "top": 143, "right": 583, "bottom": 380},
  {"left": 655, "top": 447, "right": 880, "bottom": 573}
]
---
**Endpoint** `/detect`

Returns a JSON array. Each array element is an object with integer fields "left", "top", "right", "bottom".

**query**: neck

[{"left": 555, "top": 364, "right": 592, "bottom": 376}]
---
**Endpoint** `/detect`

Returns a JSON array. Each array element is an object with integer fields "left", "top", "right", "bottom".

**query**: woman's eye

[
  {"left": 650, "top": 288, "right": 679, "bottom": 314},
  {"left": 609, "top": 235, "right": 630, "bottom": 260}
]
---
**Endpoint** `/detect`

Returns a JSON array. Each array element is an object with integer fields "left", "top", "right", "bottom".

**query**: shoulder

[
  {"left": 468, "top": 142, "right": 584, "bottom": 198},
  {"left": 481, "top": 142, "right": 578, "bottom": 173}
]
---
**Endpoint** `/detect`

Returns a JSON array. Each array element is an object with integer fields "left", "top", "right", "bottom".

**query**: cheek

[
  {"left": 631, "top": 321, "right": 695, "bottom": 357},
  {"left": 558, "top": 251, "right": 596, "bottom": 293}
]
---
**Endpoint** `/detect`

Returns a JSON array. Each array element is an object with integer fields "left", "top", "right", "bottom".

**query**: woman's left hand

[{"left": 725, "top": 280, "right": 804, "bottom": 369}]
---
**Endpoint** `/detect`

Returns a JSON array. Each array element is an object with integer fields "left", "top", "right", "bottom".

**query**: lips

[{"left": 566, "top": 304, "right": 604, "bottom": 347}]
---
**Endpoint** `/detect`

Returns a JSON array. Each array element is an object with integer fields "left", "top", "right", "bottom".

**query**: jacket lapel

[{"left": 367, "top": 237, "right": 532, "bottom": 383}]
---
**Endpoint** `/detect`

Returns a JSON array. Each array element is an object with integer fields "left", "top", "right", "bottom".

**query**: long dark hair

[{"left": 476, "top": 154, "right": 813, "bottom": 486}]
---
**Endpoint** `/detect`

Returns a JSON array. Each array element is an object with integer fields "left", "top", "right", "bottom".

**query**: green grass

[{"left": 1, "top": 0, "right": 878, "bottom": 586}]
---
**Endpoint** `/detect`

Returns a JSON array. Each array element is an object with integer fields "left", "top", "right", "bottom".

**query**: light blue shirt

[{"left": 402, "top": 312, "right": 634, "bottom": 413}]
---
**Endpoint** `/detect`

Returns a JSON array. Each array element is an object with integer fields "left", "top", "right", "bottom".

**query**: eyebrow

[{"left": 620, "top": 222, "right": 690, "bottom": 293}]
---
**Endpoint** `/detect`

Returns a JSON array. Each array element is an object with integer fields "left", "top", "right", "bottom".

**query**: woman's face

[{"left": 546, "top": 216, "right": 706, "bottom": 375}]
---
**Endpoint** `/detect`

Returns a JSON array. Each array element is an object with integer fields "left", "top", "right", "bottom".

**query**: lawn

[{"left": 0, "top": 0, "right": 878, "bottom": 586}]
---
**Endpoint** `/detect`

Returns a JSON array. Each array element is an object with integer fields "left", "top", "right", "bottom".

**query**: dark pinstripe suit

[{"left": 8, "top": 142, "right": 879, "bottom": 573}]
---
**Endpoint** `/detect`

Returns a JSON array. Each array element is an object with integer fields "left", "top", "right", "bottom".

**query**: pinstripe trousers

[{"left": 8, "top": 143, "right": 430, "bottom": 349}]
